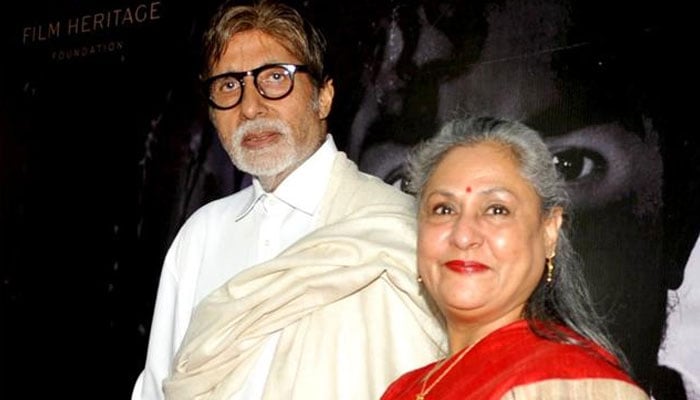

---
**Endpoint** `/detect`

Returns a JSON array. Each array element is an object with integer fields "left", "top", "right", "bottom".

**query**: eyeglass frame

[{"left": 202, "top": 63, "right": 314, "bottom": 110}]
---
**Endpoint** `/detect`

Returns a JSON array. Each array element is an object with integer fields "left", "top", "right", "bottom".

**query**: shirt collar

[{"left": 236, "top": 134, "right": 338, "bottom": 220}]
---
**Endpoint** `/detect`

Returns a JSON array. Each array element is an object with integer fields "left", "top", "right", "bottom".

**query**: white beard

[{"left": 227, "top": 118, "right": 302, "bottom": 178}]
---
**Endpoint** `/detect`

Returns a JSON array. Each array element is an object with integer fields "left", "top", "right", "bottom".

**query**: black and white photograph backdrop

[{"left": 1, "top": 0, "right": 697, "bottom": 398}]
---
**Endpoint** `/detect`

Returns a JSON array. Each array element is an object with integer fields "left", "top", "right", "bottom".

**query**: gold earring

[{"left": 546, "top": 257, "right": 555, "bottom": 283}]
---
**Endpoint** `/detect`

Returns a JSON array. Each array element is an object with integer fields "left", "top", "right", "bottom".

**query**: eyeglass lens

[{"left": 208, "top": 64, "right": 299, "bottom": 109}]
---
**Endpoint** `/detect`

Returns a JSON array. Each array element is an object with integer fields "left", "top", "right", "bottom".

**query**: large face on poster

[{"left": 314, "top": 0, "right": 689, "bottom": 393}]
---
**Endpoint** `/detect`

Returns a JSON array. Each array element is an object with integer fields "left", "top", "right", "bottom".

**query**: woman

[{"left": 381, "top": 116, "right": 649, "bottom": 399}]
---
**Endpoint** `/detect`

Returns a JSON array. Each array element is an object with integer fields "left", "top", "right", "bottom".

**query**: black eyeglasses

[{"left": 203, "top": 63, "right": 311, "bottom": 110}]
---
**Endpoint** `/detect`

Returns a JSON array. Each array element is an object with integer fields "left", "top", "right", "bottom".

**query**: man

[
  {"left": 346, "top": 0, "right": 698, "bottom": 397},
  {"left": 132, "top": 1, "right": 443, "bottom": 399}
]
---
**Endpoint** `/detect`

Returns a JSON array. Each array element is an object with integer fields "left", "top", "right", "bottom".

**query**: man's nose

[{"left": 239, "top": 77, "right": 267, "bottom": 119}]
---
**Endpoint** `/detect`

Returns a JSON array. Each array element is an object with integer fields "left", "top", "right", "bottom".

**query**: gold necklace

[{"left": 415, "top": 343, "right": 475, "bottom": 400}]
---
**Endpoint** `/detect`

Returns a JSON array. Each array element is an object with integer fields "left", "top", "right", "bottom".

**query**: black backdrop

[{"left": 1, "top": 0, "right": 697, "bottom": 398}]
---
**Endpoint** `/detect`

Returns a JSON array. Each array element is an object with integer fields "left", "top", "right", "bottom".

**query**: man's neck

[
  {"left": 256, "top": 136, "right": 331, "bottom": 192},
  {"left": 257, "top": 168, "right": 295, "bottom": 192}
]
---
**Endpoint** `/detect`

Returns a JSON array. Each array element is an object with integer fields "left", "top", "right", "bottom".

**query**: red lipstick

[{"left": 444, "top": 260, "right": 489, "bottom": 273}]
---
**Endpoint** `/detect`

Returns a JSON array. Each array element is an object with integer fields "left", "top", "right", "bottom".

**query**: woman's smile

[{"left": 444, "top": 260, "right": 489, "bottom": 274}]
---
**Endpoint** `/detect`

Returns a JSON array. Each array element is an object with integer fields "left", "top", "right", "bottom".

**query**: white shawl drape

[{"left": 164, "top": 153, "right": 445, "bottom": 399}]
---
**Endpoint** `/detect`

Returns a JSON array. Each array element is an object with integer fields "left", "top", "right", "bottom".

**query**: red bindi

[{"left": 465, "top": 186, "right": 472, "bottom": 193}]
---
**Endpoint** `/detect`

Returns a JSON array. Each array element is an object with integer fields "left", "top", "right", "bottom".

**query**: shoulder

[
  {"left": 471, "top": 322, "right": 648, "bottom": 399},
  {"left": 162, "top": 188, "right": 254, "bottom": 276},
  {"left": 497, "top": 325, "right": 631, "bottom": 381},
  {"left": 332, "top": 153, "right": 414, "bottom": 210},
  {"left": 517, "top": 340, "right": 630, "bottom": 380},
  {"left": 165, "top": 187, "right": 254, "bottom": 259},
  {"left": 501, "top": 378, "right": 650, "bottom": 400},
  {"left": 178, "top": 187, "right": 254, "bottom": 233}
]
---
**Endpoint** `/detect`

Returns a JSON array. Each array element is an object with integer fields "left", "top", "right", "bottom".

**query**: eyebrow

[
  {"left": 525, "top": 100, "right": 645, "bottom": 140},
  {"left": 426, "top": 186, "right": 516, "bottom": 199}
]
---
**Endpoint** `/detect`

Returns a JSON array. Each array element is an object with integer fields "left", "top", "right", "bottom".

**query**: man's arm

[{"left": 133, "top": 230, "right": 196, "bottom": 400}]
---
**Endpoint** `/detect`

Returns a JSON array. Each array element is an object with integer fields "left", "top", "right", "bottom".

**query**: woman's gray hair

[{"left": 406, "top": 115, "right": 632, "bottom": 375}]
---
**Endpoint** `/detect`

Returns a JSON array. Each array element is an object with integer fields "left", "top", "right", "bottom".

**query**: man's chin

[{"left": 234, "top": 153, "right": 296, "bottom": 178}]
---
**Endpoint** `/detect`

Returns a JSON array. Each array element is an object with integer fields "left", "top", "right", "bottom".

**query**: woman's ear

[{"left": 544, "top": 207, "right": 564, "bottom": 256}]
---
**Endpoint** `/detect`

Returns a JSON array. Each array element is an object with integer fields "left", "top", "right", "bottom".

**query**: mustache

[{"left": 232, "top": 118, "right": 293, "bottom": 142}]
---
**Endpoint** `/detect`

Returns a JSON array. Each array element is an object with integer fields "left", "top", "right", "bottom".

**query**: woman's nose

[{"left": 450, "top": 214, "right": 482, "bottom": 249}]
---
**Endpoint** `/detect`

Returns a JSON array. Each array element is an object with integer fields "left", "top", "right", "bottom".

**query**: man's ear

[
  {"left": 544, "top": 207, "right": 564, "bottom": 256},
  {"left": 317, "top": 78, "right": 334, "bottom": 120}
]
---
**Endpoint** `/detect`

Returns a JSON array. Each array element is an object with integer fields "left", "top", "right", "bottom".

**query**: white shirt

[
  {"left": 132, "top": 136, "right": 338, "bottom": 400},
  {"left": 658, "top": 234, "right": 700, "bottom": 399}
]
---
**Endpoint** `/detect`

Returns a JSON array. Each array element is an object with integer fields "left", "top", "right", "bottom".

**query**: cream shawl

[{"left": 163, "top": 153, "right": 445, "bottom": 399}]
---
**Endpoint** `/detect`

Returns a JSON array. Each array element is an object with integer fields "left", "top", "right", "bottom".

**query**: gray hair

[
  {"left": 201, "top": 0, "right": 327, "bottom": 84},
  {"left": 406, "top": 115, "right": 632, "bottom": 375}
]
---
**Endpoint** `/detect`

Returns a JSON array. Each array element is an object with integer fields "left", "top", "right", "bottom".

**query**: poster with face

[
  {"left": 1, "top": 0, "right": 697, "bottom": 398},
  {"left": 321, "top": 0, "right": 697, "bottom": 397}
]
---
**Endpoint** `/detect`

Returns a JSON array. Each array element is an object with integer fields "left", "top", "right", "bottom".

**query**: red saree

[{"left": 381, "top": 320, "right": 649, "bottom": 400}]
